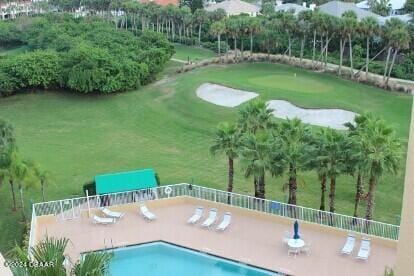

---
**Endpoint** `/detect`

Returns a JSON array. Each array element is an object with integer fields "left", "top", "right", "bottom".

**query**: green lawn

[
  {"left": 0, "top": 62, "right": 411, "bottom": 253},
  {"left": 172, "top": 44, "right": 216, "bottom": 63}
]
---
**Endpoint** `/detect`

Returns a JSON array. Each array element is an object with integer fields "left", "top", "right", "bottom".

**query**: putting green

[{"left": 249, "top": 74, "right": 332, "bottom": 94}]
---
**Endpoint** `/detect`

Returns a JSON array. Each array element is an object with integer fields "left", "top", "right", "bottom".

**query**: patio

[{"left": 34, "top": 196, "right": 397, "bottom": 276}]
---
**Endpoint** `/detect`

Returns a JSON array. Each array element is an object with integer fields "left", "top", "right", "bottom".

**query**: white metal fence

[{"left": 29, "top": 183, "right": 400, "bottom": 250}]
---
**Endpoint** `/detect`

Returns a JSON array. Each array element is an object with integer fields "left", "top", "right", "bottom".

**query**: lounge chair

[
  {"left": 201, "top": 208, "right": 218, "bottom": 228},
  {"left": 100, "top": 207, "right": 124, "bottom": 219},
  {"left": 139, "top": 203, "right": 156, "bottom": 220},
  {"left": 341, "top": 234, "right": 356, "bottom": 255},
  {"left": 216, "top": 212, "right": 231, "bottom": 231},
  {"left": 357, "top": 238, "right": 371, "bottom": 260},
  {"left": 187, "top": 206, "right": 204, "bottom": 224},
  {"left": 93, "top": 215, "right": 115, "bottom": 225}
]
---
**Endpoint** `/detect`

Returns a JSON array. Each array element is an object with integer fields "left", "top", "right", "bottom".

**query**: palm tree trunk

[
  {"left": 253, "top": 177, "right": 258, "bottom": 197},
  {"left": 365, "top": 37, "right": 370, "bottom": 78},
  {"left": 241, "top": 39, "right": 244, "bottom": 58},
  {"left": 250, "top": 31, "right": 253, "bottom": 57},
  {"left": 226, "top": 37, "right": 229, "bottom": 59},
  {"left": 329, "top": 177, "right": 336, "bottom": 213},
  {"left": 227, "top": 157, "right": 234, "bottom": 203},
  {"left": 234, "top": 37, "right": 237, "bottom": 60},
  {"left": 257, "top": 174, "right": 265, "bottom": 199},
  {"left": 312, "top": 30, "right": 316, "bottom": 67},
  {"left": 218, "top": 34, "right": 221, "bottom": 62},
  {"left": 339, "top": 38, "right": 343, "bottom": 76},
  {"left": 353, "top": 173, "right": 363, "bottom": 217},
  {"left": 288, "top": 36, "right": 292, "bottom": 59},
  {"left": 348, "top": 34, "right": 354, "bottom": 79},
  {"left": 383, "top": 47, "right": 392, "bottom": 82},
  {"left": 41, "top": 181, "right": 45, "bottom": 202},
  {"left": 300, "top": 36, "right": 305, "bottom": 64},
  {"left": 10, "top": 179, "right": 17, "bottom": 211},
  {"left": 320, "top": 175, "right": 327, "bottom": 211},
  {"left": 198, "top": 23, "right": 201, "bottom": 46},
  {"left": 365, "top": 176, "right": 376, "bottom": 221},
  {"left": 386, "top": 48, "right": 399, "bottom": 86},
  {"left": 19, "top": 185, "right": 26, "bottom": 220},
  {"left": 288, "top": 165, "right": 297, "bottom": 205}
]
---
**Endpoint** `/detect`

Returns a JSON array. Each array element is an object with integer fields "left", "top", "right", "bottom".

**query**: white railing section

[{"left": 30, "top": 183, "right": 400, "bottom": 248}]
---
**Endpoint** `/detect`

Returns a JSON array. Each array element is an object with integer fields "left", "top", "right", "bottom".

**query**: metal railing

[{"left": 30, "top": 183, "right": 400, "bottom": 249}]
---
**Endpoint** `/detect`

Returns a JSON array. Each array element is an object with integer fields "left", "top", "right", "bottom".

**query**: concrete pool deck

[{"left": 34, "top": 197, "right": 396, "bottom": 276}]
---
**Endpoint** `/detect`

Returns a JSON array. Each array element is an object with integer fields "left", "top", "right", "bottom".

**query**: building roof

[
  {"left": 95, "top": 168, "right": 157, "bottom": 195},
  {"left": 318, "top": 1, "right": 381, "bottom": 20},
  {"left": 141, "top": 0, "right": 179, "bottom": 6},
  {"left": 357, "top": 0, "right": 406, "bottom": 10},
  {"left": 205, "top": 0, "right": 260, "bottom": 15},
  {"left": 275, "top": 3, "right": 310, "bottom": 14}
]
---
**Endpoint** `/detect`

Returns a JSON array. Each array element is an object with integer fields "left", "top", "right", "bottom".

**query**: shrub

[
  {"left": 83, "top": 180, "right": 96, "bottom": 196},
  {"left": 201, "top": 41, "right": 229, "bottom": 53}
]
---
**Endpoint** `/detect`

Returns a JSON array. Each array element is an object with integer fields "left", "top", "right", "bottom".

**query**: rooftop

[
  {"left": 275, "top": 3, "right": 310, "bottom": 15},
  {"left": 31, "top": 185, "right": 398, "bottom": 276},
  {"left": 318, "top": 1, "right": 381, "bottom": 20},
  {"left": 205, "top": 0, "right": 260, "bottom": 15}
]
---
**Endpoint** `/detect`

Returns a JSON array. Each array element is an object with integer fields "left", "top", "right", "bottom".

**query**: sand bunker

[
  {"left": 196, "top": 83, "right": 258, "bottom": 107},
  {"left": 266, "top": 100, "right": 357, "bottom": 130}
]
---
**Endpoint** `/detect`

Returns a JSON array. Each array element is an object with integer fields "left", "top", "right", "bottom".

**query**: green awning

[{"left": 95, "top": 168, "right": 157, "bottom": 195}]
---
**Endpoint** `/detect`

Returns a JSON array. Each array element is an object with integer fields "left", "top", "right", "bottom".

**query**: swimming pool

[{"left": 108, "top": 241, "right": 282, "bottom": 276}]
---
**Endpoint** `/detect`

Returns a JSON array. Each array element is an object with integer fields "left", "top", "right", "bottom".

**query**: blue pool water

[{"left": 108, "top": 241, "right": 281, "bottom": 276}]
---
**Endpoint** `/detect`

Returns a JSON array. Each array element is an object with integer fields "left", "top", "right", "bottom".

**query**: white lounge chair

[
  {"left": 357, "top": 238, "right": 371, "bottom": 260},
  {"left": 100, "top": 207, "right": 124, "bottom": 219},
  {"left": 139, "top": 203, "right": 156, "bottom": 220},
  {"left": 341, "top": 234, "right": 356, "bottom": 255},
  {"left": 201, "top": 208, "right": 217, "bottom": 228},
  {"left": 216, "top": 212, "right": 232, "bottom": 231},
  {"left": 187, "top": 206, "right": 204, "bottom": 224},
  {"left": 93, "top": 215, "right": 115, "bottom": 225}
]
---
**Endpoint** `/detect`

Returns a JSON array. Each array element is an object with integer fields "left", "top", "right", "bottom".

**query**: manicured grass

[
  {"left": 172, "top": 44, "right": 216, "bottom": 63},
  {"left": 0, "top": 62, "right": 411, "bottom": 253}
]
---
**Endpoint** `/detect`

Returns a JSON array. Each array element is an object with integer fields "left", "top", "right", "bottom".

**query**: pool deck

[{"left": 34, "top": 197, "right": 397, "bottom": 276}]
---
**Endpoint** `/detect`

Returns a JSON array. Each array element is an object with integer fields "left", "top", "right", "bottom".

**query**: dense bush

[
  {"left": 0, "top": 15, "right": 174, "bottom": 95},
  {"left": 201, "top": 41, "right": 229, "bottom": 54}
]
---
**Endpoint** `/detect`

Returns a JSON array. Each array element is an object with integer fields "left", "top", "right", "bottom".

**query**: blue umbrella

[{"left": 293, "top": 220, "right": 300, "bottom": 240}]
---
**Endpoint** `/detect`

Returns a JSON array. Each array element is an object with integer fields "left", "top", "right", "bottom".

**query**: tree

[
  {"left": 352, "top": 115, "right": 401, "bottom": 221},
  {"left": 385, "top": 23, "right": 410, "bottom": 86},
  {"left": 0, "top": 119, "right": 14, "bottom": 189},
  {"left": 359, "top": 16, "right": 380, "bottom": 78},
  {"left": 210, "top": 122, "right": 241, "bottom": 197},
  {"left": 10, "top": 236, "right": 112, "bottom": 276},
  {"left": 193, "top": 9, "right": 208, "bottom": 46},
  {"left": 31, "top": 162, "right": 52, "bottom": 202},
  {"left": 297, "top": 10, "right": 312, "bottom": 64},
  {"left": 240, "top": 133, "right": 280, "bottom": 199},
  {"left": 246, "top": 17, "right": 262, "bottom": 57},
  {"left": 237, "top": 99, "right": 274, "bottom": 135},
  {"left": 341, "top": 11, "right": 358, "bottom": 77},
  {"left": 210, "top": 20, "right": 226, "bottom": 61},
  {"left": 369, "top": 0, "right": 391, "bottom": 16},
  {"left": 276, "top": 118, "right": 313, "bottom": 205}
]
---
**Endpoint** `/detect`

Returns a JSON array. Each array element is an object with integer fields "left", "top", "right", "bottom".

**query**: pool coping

[{"left": 82, "top": 239, "right": 287, "bottom": 276}]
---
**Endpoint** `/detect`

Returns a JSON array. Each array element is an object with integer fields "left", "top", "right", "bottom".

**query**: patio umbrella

[{"left": 293, "top": 220, "right": 300, "bottom": 240}]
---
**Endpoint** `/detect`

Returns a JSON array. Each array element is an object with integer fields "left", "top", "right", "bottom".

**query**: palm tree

[
  {"left": 310, "top": 10, "right": 323, "bottom": 67},
  {"left": 9, "top": 150, "right": 31, "bottom": 220},
  {"left": 279, "top": 11, "right": 296, "bottom": 59},
  {"left": 246, "top": 17, "right": 262, "bottom": 57},
  {"left": 240, "top": 133, "right": 280, "bottom": 199},
  {"left": 0, "top": 119, "right": 14, "bottom": 189},
  {"left": 354, "top": 115, "right": 401, "bottom": 221},
  {"left": 385, "top": 24, "right": 410, "bottom": 86},
  {"left": 237, "top": 99, "right": 274, "bottom": 135},
  {"left": 309, "top": 129, "right": 330, "bottom": 211},
  {"left": 323, "top": 128, "right": 351, "bottom": 213},
  {"left": 297, "top": 10, "right": 312, "bottom": 64},
  {"left": 276, "top": 119, "right": 313, "bottom": 205},
  {"left": 210, "top": 20, "right": 226, "bottom": 62},
  {"left": 359, "top": 16, "right": 380, "bottom": 78},
  {"left": 193, "top": 9, "right": 208, "bottom": 46},
  {"left": 30, "top": 162, "right": 52, "bottom": 202},
  {"left": 210, "top": 122, "right": 241, "bottom": 197},
  {"left": 341, "top": 11, "right": 358, "bottom": 77},
  {"left": 10, "top": 236, "right": 112, "bottom": 276}
]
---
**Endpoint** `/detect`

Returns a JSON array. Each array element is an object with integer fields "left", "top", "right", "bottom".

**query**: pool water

[{"left": 108, "top": 241, "right": 281, "bottom": 276}]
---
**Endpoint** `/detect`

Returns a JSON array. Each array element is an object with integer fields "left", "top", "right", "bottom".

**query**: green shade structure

[{"left": 95, "top": 168, "right": 157, "bottom": 195}]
